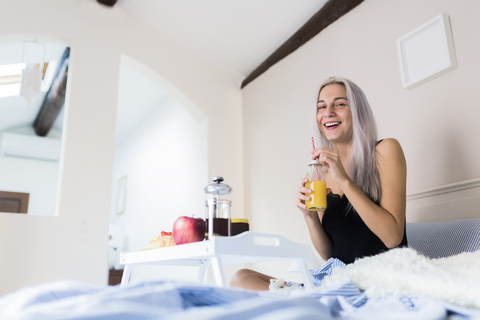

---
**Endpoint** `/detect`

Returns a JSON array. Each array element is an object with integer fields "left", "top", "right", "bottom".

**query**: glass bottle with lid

[
  {"left": 204, "top": 176, "right": 232, "bottom": 238},
  {"left": 305, "top": 160, "right": 327, "bottom": 211}
]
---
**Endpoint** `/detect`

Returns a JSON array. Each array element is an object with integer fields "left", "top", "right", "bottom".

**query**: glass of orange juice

[{"left": 305, "top": 160, "right": 327, "bottom": 211}]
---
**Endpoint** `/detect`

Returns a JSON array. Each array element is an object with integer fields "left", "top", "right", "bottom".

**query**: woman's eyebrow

[{"left": 317, "top": 97, "right": 348, "bottom": 103}]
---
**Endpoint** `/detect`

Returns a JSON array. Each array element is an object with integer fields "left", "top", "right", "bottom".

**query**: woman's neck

[{"left": 331, "top": 141, "right": 352, "bottom": 169}]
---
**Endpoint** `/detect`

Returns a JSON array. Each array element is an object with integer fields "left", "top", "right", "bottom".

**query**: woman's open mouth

[{"left": 324, "top": 121, "right": 341, "bottom": 130}]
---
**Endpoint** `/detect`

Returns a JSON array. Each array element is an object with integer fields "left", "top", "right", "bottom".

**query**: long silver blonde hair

[{"left": 311, "top": 76, "right": 381, "bottom": 203}]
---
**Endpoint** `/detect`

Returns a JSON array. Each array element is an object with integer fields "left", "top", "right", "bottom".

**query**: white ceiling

[
  {"left": 0, "top": 0, "right": 328, "bottom": 143},
  {"left": 120, "top": 0, "right": 329, "bottom": 78}
]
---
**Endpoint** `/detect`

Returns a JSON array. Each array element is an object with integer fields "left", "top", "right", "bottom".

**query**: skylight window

[{"left": 0, "top": 62, "right": 57, "bottom": 99}]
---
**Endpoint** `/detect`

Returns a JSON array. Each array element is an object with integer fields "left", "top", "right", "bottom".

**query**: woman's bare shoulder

[
  {"left": 377, "top": 138, "right": 402, "bottom": 152},
  {"left": 376, "top": 138, "right": 406, "bottom": 166}
]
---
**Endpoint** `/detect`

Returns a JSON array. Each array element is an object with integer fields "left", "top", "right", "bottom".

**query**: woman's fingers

[
  {"left": 295, "top": 178, "right": 311, "bottom": 210},
  {"left": 311, "top": 147, "right": 349, "bottom": 187},
  {"left": 312, "top": 147, "right": 341, "bottom": 170},
  {"left": 298, "top": 187, "right": 311, "bottom": 201},
  {"left": 295, "top": 200, "right": 308, "bottom": 210},
  {"left": 299, "top": 178, "right": 311, "bottom": 199},
  {"left": 311, "top": 149, "right": 323, "bottom": 160},
  {"left": 311, "top": 147, "right": 337, "bottom": 165},
  {"left": 300, "top": 190, "right": 311, "bottom": 201},
  {"left": 294, "top": 194, "right": 308, "bottom": 210}
]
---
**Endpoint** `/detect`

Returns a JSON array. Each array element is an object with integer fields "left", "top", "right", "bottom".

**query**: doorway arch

[{"left": 108, "top": 55, "right": 208, "bottom": 283}]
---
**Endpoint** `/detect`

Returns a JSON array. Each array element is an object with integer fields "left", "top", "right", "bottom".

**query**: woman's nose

[{"left": 324, "top": 106, "right": 335, "bottom": 118}]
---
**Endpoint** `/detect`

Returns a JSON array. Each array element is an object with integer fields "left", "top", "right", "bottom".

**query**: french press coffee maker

[{"left": 204, "top": 177, "right": 232, "bottom": 239}]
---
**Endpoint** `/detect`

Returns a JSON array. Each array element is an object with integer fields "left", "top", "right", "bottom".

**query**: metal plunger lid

[{"left": 204, "top": 176, "right": 232, "bottom": 195}]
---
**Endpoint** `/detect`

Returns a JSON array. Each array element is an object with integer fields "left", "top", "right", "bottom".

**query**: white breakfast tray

[{"left": 119, "top": 231, "right": 316, "bottom": 290}]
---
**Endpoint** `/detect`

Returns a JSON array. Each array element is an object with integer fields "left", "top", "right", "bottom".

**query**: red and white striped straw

[{"left": 311, "top": 137, "right": 320, "bottom": 181}]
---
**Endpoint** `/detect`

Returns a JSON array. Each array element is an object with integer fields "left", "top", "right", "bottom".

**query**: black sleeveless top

[
  {"left": 321, "top": 141, "right": 408, "bottom": 264},
  {"left": 322, "top": 194, "right": 408, "bottom": 264}
]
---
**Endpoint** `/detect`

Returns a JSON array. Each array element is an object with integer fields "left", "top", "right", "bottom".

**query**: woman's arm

[
  {"left": 295, "top": 178, "right": 333, "bottom": 260},
  {"left": 318, "top": 138, "right": 407, "bottom": 248}
]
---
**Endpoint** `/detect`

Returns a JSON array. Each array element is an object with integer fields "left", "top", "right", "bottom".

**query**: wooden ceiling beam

[
  {"left": 97, "top": 0, "right": 117, "bottom": 7},
  {"left": 241, "top": 0, "right": 364, "bottom": 89},
  {"left": 33, "top": 47, "right": 70, "bottom": 137}
]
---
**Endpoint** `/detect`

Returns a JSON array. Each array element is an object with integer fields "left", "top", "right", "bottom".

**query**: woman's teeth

[{"left": 325, "top": 122, "right": 341, "bottom": 128}]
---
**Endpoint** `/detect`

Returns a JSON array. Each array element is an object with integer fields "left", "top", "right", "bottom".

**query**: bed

[{"left": 1, "top": 218, "right": 479, "bottom": 320}]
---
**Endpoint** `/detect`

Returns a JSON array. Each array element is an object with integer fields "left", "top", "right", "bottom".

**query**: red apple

[{"left": 172, "top": 216, "right": 206, "bottom": 245}]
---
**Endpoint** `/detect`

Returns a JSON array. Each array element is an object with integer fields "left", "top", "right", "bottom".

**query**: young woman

[{"left": 230, "top": 77, "right": 408, "bottom": 291}]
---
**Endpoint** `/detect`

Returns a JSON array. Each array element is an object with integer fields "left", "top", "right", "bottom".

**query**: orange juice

[{"left": 305, "top": 180, "right": 327, "bottom": 211}]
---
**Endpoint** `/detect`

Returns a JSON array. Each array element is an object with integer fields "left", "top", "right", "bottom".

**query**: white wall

[
  {"left": 242, "top": 0, "right": 480, "bottom": 278},
  {"left": 110, "top": 92, "right": 207, "bottom": 281},
  {"left": 0, "top": 0, "right": 243, "bottom": 295},
  {"left": 112, "top": 96, "right": 207, "bottom": 251},
  {"left": 0, "top": 125, "right": 63, "bottom": 216},
  {"left": 0, "top": 154, "right": 59, "bottom": 216}
]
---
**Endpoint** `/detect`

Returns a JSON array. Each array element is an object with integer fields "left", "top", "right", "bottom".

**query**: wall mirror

[{"left": 0, "top": 37, "right": 69, "bottom": 216}]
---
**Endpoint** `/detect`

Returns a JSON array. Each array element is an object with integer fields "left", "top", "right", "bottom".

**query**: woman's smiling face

[{"left": 316, "top": 84, "right": 352, "bottom": 143}]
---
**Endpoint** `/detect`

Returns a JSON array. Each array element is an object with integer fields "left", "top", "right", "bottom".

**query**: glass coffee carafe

[{"left": 204, "top": 177, "right": 232, "bottom": 239}]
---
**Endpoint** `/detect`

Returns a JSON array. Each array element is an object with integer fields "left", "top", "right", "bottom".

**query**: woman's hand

[
  {"left": 294, "top": 177, "right": 312, "bottom": 215},
  {"left": 295, "top": 177, "right": 334, "bottom": 261},
  {"left": 311, "top": 147, "right": 350, "bottom": 187},
  {"left": 294, "top": 177, "right": 331, "bottom": 214}
]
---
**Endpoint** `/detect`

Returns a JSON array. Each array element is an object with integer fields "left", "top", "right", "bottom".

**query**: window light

[{"left": 0, "top": 62, "right": 55, "bottom": 99}]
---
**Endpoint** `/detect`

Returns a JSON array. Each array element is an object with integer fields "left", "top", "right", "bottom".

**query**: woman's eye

[
  {"left": 335, "top": 103, "right": 346, "bottom": 107},
  {"left": 317, "top": 105, "right": 326, "bottom": 110}
]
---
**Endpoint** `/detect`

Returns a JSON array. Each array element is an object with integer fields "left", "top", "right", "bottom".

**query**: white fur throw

[{"left": 320, "top": 248, "right": 480, "bottom": 309}]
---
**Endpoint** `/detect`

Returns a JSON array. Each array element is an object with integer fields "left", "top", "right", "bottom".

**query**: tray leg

[
  {"left": 296, "top": 259, "right": 314, "bottom": 290},
  {"left": 120, "top": 265, "right": 131, "bottom": 288},
  {"left": 198, "top": 260, "right": 207, "bottom": 283},
  {"left": 210, "top": 256, "right": 226, "bottom": 287}
]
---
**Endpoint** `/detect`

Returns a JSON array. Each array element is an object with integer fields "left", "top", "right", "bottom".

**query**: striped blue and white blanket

[{"left": 1, "top": 248, "right": 479, "bottom": 320}]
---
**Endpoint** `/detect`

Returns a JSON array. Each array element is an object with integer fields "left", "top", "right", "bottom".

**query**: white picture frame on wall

[
  {"left": 396, "top": 13, "right": 457, "bottom": 89},
  {"left": 116, "top": 176, "right": 127, "bottom": 215}
]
